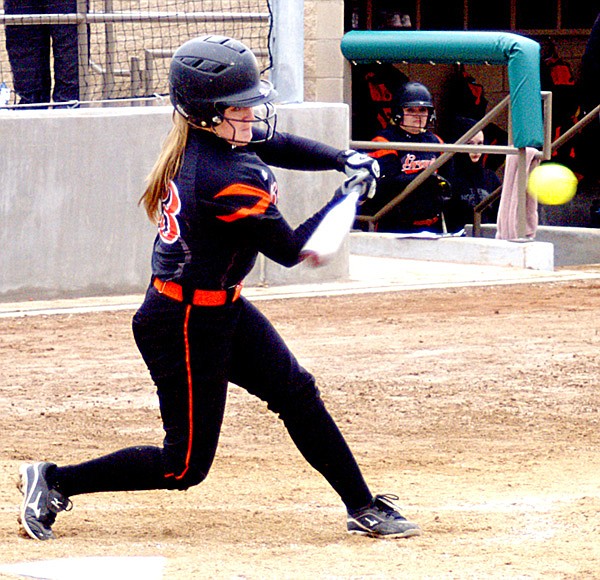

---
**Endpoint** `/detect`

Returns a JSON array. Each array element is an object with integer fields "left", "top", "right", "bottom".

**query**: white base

[{"left": 0, "top": 556, "right": 165, "bottom": 580}]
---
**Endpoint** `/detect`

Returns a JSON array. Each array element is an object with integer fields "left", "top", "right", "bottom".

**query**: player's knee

[
  {"left": 161, "top": 446, "right": 212, "bottom": 490},
  {"left": 270, "top": 377, "right": 323, "bottom": 420},
  {"left": 164, "top": 464, "right": 208, "bottom": 491}
]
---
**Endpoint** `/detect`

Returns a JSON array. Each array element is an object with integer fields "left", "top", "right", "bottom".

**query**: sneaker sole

[
  {"left": 18, "top": 463, "right": 54, "bottom": 541},
  {"left": 348, "top": 527, "right": 422, "bottom": 539}
]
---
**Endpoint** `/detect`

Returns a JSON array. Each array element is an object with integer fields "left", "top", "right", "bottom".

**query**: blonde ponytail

[{"left": 140, "top": 112, "right": 189, "bottom": 223}]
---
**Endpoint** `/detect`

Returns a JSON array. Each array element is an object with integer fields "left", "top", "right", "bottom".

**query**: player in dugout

[
  {"left": 355, "top": 81, "right": 452, "bottom": 233},
  {"left": 18, "top": 35, "right": 421, "bottom": 541}
]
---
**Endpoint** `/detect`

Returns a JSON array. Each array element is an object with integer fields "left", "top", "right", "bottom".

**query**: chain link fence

[{"left": 0, "top": 0, "right": 272, "bottom": 108}]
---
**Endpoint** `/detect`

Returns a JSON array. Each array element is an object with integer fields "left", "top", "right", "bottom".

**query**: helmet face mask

[
  {"left": 216, "top": 101, "right": 278, "bottom": 145},
  {"left": 169, "top": 35, "right": 278, "bottom": 141},
  {"left": 397, "top": 105, "right": 433, "bottom": 134},
  {"left": 248, "top": 101, "right": 277, "bottom": 141}
]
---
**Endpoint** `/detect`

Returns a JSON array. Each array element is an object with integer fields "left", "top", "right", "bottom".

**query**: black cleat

[
  {"left": 19, "top": 462, "right": 71, "bottom": 540},
  {"left": 347, "top": 494, "right": 421, "bottom": 538}
]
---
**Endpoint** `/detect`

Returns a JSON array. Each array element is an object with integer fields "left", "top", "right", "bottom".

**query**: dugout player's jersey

[
  {"left": 151, "top": 129, "right": 335, "bottom": 290},
  {"left": 356, "top": 126, "right": 446, "bottom": 232},
  {"left": 369, "top": 126, "right": 443, "bottom": 179}
]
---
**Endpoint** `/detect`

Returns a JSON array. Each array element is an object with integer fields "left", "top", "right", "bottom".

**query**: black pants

[
  {"left": 4, "top": 0, "right": 79, "bottom": 105},
  {"left": 53, "top": 287, "right": 372, "bottom": 512}
]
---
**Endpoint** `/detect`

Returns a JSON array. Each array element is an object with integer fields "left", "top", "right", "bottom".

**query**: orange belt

[
  {"left": 153, "top": 277, "right": 242, "bottom": 307},
  {"left": 412, "top": 216, "right": 440, "bottom": 227}
]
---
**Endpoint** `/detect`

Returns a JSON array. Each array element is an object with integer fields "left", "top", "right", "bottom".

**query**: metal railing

[
  {"left": 471, "top": 100, "right": 600, "bottom": 236},
  {"left": 350, "top": 91, "right": 574, "bottom": 238}
]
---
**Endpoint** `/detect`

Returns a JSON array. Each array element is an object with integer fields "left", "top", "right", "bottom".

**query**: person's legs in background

[
  {"left": 4, "top": 0, "right": 52, "bottom": 105},
  {"left": 48, "top": 0, "right": 79, "bottom": 104}
]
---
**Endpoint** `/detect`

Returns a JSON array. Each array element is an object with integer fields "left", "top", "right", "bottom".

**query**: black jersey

[
  {"left": 151, "top": 129, "right": 344, "bottom": 289},
  {"left": 357, "top": 125, "right": 447, "bottom": 232},
  {"left": 368, "top": 125, "right": 443, "bottom": 188},
  {"left": 444, "top": 155, "right": 501, "bottom": 232}
]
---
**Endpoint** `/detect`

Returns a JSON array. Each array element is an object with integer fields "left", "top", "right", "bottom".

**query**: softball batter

[{"left": 19, "top": 35, "right": 421, "bottom": 541}]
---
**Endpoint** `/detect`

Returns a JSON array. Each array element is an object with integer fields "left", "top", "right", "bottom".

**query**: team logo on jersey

[
  {"left": 402, "top": 153, "right": 436, "bottom": 174},
  {"left": 158, "top": 181, "right": 181, "bottom": 244}
]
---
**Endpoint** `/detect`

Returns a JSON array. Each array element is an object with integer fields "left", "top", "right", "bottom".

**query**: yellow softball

[{"left": 527, "top": 163, "right": 578, "bottom": 205}]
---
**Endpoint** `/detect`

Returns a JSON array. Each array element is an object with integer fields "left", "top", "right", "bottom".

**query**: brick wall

[{"left": 304, "top": 0, "right": 345, "bottom": 102}]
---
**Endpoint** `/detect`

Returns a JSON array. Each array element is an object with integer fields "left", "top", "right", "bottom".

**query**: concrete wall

[
  {"left": 350, "top": 232, "right": 555, "bottom": 271},
  {"left": 466, "top": 224, "right": 600, "bottom": 267},
  {"left": 0, "top": 103, "right": 350, "bottom": 302}
]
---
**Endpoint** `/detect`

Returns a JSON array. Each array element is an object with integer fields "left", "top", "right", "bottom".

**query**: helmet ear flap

[
  {"left": 197, "top": 116, "right": 222, "bottom": 128},
  {"left": 197, "top": 114, "right": 224, "bottom": 128},
  {"left": 176, "top": 100, "right": 224, "bottom": 129}
]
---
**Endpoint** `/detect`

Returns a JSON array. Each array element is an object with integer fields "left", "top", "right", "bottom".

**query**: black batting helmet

[
  {"left": 391, "top": 81, "right": 436, "bottom": 127},
  {"left": 169, "top": 35, "right": 278, "bottom": 128}
]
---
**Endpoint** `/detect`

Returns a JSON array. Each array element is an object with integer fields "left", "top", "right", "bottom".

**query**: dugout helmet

[
  {"left": 391, "top": 81, "right": 436, "bottom": 128},
  {"left": 169, "top": 35, "right": 278, "bottom": 130}
]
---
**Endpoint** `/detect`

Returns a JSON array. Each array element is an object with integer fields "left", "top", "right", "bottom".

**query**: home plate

[{"left": 0, "top": 556, "right": 165, "bottom": 580}]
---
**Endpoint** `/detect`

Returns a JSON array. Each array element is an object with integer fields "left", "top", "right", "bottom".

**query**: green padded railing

[{"left": 341, "top": 30, "right": 543, "bottom": 149}]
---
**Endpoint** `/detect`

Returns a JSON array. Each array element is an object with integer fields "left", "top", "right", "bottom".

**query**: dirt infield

[{"left": 1, "top": 279, "right": 599, "bottom": 579}]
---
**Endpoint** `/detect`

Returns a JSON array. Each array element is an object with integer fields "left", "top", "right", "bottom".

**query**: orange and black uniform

[
  {"left": 48, "top": 128, "right": 374, "bottom": 513},
  {"left": 357, "top": 125, "right": 447, "bottom": 233}
]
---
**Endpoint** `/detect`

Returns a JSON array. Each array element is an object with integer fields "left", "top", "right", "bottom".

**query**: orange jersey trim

[
  {"left": 369, "top": 136, "right": 399, "bottom": 160},
  {"left": 215, "top": 183, "right": 271, "bottom": 222}
]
